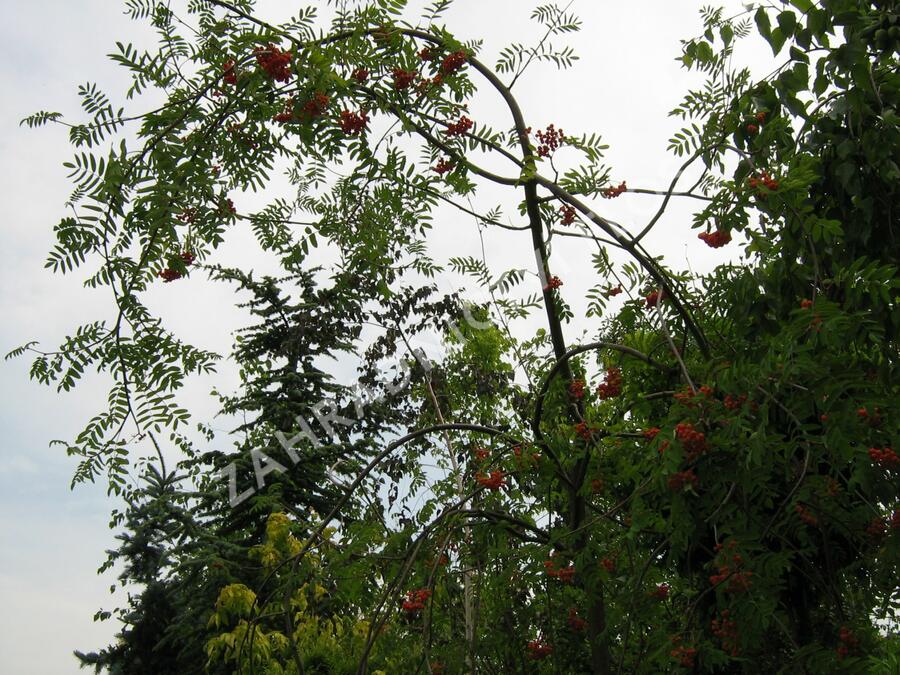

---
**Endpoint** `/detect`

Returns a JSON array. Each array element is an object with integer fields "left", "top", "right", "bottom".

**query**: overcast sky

[{"left": 0, "top": 1, "right": 769, "bottom": 672}]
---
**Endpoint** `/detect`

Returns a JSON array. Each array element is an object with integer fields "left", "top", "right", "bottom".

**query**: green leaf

[{"left": 755, "top": 8, "right": 772, "bottom": 40}]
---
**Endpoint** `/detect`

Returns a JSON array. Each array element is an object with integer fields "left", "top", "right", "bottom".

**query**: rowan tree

[{"left": 12, "top": 0, "right": 899, "bottom": 673}]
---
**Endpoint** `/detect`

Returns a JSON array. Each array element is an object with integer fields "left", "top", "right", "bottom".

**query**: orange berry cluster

[
  {"left": 711, "top": 610, "right": 739, "bottom": 656},
  {"left": 254, "top": 44, "right": 292, "bottom": 81},
  {"left": 643, "top": 427, "right": 661, "bottom": 440},
  {"left": 649, "top": 583, "right": 669, "bottom": 600},
  {"left": 440, "top": 50, "right": 468, "bottom": 74},
  {"left": 748, "top": 170, "right": 779, "bottom": 191},
  {"left": 159, "top": 252, "right": 195, "bottom": 283},
  {"left": 443, "top": 115, "right": 473, "bottom": 137},
  {"left": 645, "top": 289, "right": 665, "bottom": 307},
  {"left": 668, "top": 469, "right": 698, "bottom": 492},
  {"left": 433, "top": 158, "right": 454, "bottom": 175},
  {"left": 401, "top": 588, "right": 432, "bottom": 615},
  {"left": 675, "top": 422, "right": 708, "bottom": 459},
  {"left": 596, "top": 366, "right": 623, "bottom": 399},
  {"left": 836, "top": 626, "right": 859, "bottom": 660},
  {"left": 670, "top": 643, "right": 697, "bottom": 668},
  {"left": 574, "top": 421, "right": 594, "bottom": 440},
  {"left": 866, "top": 516, "right": 887, "bottom": 539},
  {"left": 303, "top": 92, "right": 330, "bottom": 117},
  {"left": 391, "top": 67, "right": 416, "bottom": 90},
  {"left": 601, "top": 181, "right": 627, "bottom": 198},
  {"left": 795, "top": 504, "right": 819, "bottom": 527},
  {"left": 560, "top": 204, "right": 576, "bottom": 225},
  {"left": 544, "top": 558, "right": 576, "bottom": 582},
  {"left": 723, "top": 393, "right": 747, "bottom": 410},
  {"left": 527, "top": 639, "right": 553, "bottom": 660},
  {"left": 222, "top": 59, "right": 237, "bottom": 85},
  {"left": 869, "top": 446, "right": 899, "bottom": 469},
  {"left": 473, "top": 447, "right": 490, "bottom": 461},
  {"left": 606, "top": 285, "right": 623, "bottom": 297},
  {"left": 543, "top": 275, "right": 563, "bottom": 291},
  {"left": 476, "top": 470, "right": 506, "bottom": 490},
  {"left": 339, "top": 109, "right": 368, "bottom": 134},
  {"left": 710, "top": 542, "right": 753, "bottom": 593},
  {"left": 533, "top": 124, "right": 565, "bottom": 157},
  {"left": 567, "top": 607, "right": 587, "bottom": 631},
  {"left": 568, "top": 378, "right": 585, "bottom": 399},
  {"left": 698, "top": 229, "right": 732, "bottom": 248}
]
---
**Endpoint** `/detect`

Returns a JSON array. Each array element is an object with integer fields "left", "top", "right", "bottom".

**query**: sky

[{"left": 0, "top": 1, "right": 770, "bottom": 672}]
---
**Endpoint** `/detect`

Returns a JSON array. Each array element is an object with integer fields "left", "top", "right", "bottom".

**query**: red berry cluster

[
  {"left": 418, "top": 47, "right": 435, "bottom": 61},
  {"left": 710, "top": 542, "right": 753, "bottom": 593},
  {"left": 668, "top": 469, "right": 698, "bottom": 492},
  {"left": 426, "top": 553, "right": 449, "bottom": 568},
  {"left": 433, "top": 158, "right": 454, "bottom": 175},
  {"left": 755, "top": 111, "right": 767, "bottom": 123},
  {"left": 606, "top": 285, "right": 623, "bottom": 297},
  {"left": 698, "top": 229, "right": 732, "bottom": 248},
  {"left": 591, "top": 477, "right": 605, "bottom": 493},
  {"left": 527, "top": 639, "right": 553, "bottom": 660},
  {"left": 866, "top": 516, "right": 887, "bottom": 539},
  {"left": 601, "top": 557, "right": 616, "bottom": 573},
  {"left": 273, "top": 99, "right": 296, "bottom": 123},
  {"left": 533, "top": 124, "right": 565, "bottom": 157},
  {"left": 473, "top": 447, "right": 490, "bottom": 461},
  {"left": 596, "top": 366, "right": 622, "bottom": 400},
  {"left": 670, "top": 643, "right": 697, "bottom": 668},
  {"left": 159, "top": 268, "right": 182, "bottom": 282},
  {"left": 416, "top": 74, "right": 444, "bottom": 91},
  {"left": 159, "top": 252, "right": 195, "bottom": 283},
  {"left": 543, "top": 275, "right": 563, "bottom": 291},
  {"left": 440, "top": 50, "right": 468, "bottom": 74},
  {"left": 649, "top": 583, "right": 669, "bottom": 600},
  {"left": 711, "top": 610, "right": 739, "bottom": 656},
  {"left": 392, "top": 68, "right": 417, "bottom": 90},
  {"left": 560, "top": 204, "right": 576, "bottom": 225},
  {"left": 401, "top": 588, "right": 432, "bottom": 615},
  {"left": 748, "top": 171, "right": 779, "bottom": 192},
  {"left": 643, "top": 427, "right": 661, "bottom": 440},
  {"left": 351, "top": 67, "right": 369, "bottom": 82},
  {"left": 746, "top": 123, "right": 759, "bottom": 134},
  {"left": 222, "top": 59, "right": 237, "bottom": 85},
  {"left": 544, "top": 558, "right": 576, "bottom": 582},
  {"left": 303, "top": 92, "right": 330, "bottom": 117},
  {"left": 339, "top": 109, "right": 369, "bottom": 134},
  {"left": 601, "top": 181, "right": 627, "bottom": 199},
  {"left": 567, "top": 607, "right": 586, "bottom": 632},
  {"left": 476, "top": 470, "right": 506, "bottom": 490},
  {"left": 645, "top": 289, "right": 665, "bottom": 308},
  {"left": 443, "top": 115, "right": 473, "bottom": 137},
  {"left": 675, "top": 422, "right": 708, "bottom": 459},
  {"left": 177, "top": 208, "right": 196, "bottom": 223},
  {"left": 568, "top": 378, "right": 585, "bottom": 399},
  {"left": 573, "top": 421, "right": 595, "bottom": 440},
  {"left": 254, "top": 44, "right": 292, "bottom": 82},
  {"left": 836, "top": 626, "right": 859, "bottom": 660},
  {"left": 800, "top": 298, "right": 813, "bottom": 309},
  {"left": 430, "top": 662, "right": 445, "bottom": 675},
  {"left": 795, "top": 504, "right": 818, "bottom": 527},
  {"left": 869, "top": 446, "right": 899, "bottom": 469},
  {"left": 723, "top": 394, "right": 747, "bottom": 410}
]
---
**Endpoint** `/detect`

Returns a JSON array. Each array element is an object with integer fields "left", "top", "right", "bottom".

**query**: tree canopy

[{"left": 11, "top": 0, "right": 899, "bottom": 673}]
